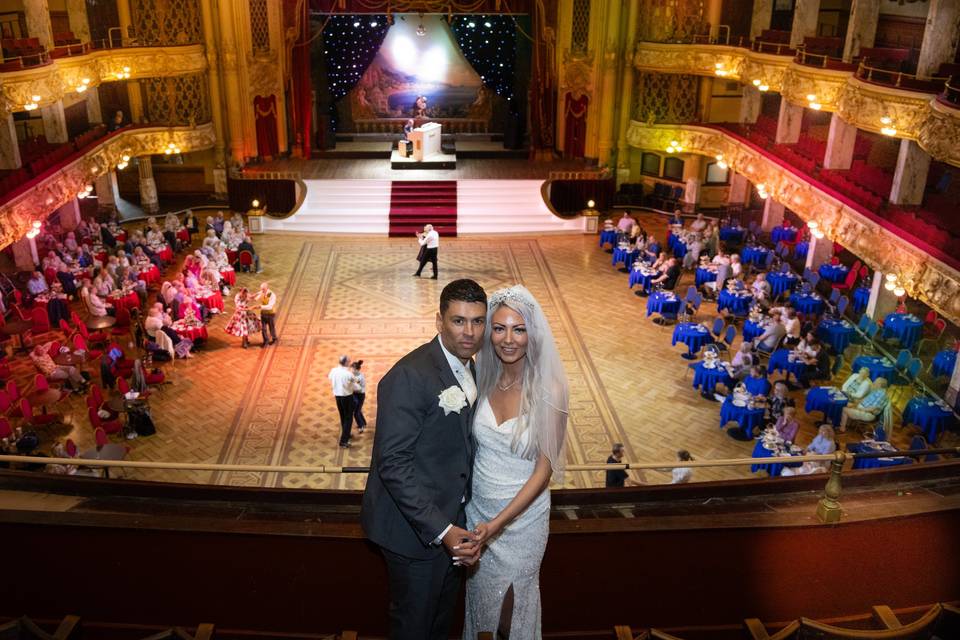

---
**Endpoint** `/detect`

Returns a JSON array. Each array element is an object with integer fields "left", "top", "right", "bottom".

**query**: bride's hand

[{"left": 472, "top": 521, "right": 500, "bottom": 545}]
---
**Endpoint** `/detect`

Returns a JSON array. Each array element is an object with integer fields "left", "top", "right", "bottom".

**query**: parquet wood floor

[{"left": 40, "top": 226, "right": 955, "bottom": 489}]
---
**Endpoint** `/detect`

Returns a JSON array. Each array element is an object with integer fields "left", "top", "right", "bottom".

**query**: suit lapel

[{"left": 428, "top": 337, "right": 473, "bottom": 453}]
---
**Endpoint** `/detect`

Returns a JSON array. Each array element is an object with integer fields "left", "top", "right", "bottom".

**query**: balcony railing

[
  {"left": 794, "top": 47, "right": 857, "bottom": 71},
  {"left": 942, "top": 78, "right": 960, "bottom": 108},
  {"left": 856, "top": 60, "right": 948, "bottom": 92}
]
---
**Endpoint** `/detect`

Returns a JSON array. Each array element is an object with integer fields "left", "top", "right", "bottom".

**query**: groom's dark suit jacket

[{"left": 361, "top": 336, "right": 476, "bottom": 560}]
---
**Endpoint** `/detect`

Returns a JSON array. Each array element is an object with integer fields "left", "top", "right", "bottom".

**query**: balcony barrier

[{"left": 856, "top": 60, "right": 948, "bottom": 93}]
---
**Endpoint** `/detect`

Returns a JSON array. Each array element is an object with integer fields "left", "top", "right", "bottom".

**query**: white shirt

[
  {"left": 419, "top": 230, "right": 440, "bottom": 250},
  {"left": 328, "top": 365, "right": 354, "bottom": 397},
  {"left": 437, "top": 336, "right": 476, "bottom": 405},
  {"left": 672, "top": 467, "right": 692, "bottom": 484},
  {"left": 783, "top": 315, "right": 801, "bottom": 338}
]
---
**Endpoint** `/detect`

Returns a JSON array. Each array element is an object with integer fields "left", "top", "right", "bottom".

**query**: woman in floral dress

[{"left": 225, "top": 287, "right": 260, "bottom": 348}]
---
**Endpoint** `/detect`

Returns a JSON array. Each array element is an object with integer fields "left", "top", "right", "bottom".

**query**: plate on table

[{"left": 732, "top": 399, "right": 746, "bottom": 407}]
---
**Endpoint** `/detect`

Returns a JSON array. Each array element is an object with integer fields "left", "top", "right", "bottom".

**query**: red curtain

[
  {"left": 254, "top": 95, "right": 280, "bottom": 159},
  {"left": 290, "top": 0, "right": 312, "bottom": 157},
  {"left": 563, "top": 93, "right": 588, "bottom": 159}
]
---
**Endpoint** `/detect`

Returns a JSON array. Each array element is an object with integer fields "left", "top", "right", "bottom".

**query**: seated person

[
  {"left": 82, "top": 280, "right": 114, "bottom": 317},
  {"left": 743, "top": 365, "right": 771, "bottom": 396},
  {"left": 681, "top": 235, "right": 704, "bottom": 270},
  {"left": 773, "top": 406, "right": 800, "bottom": 443},
  {"left": 649, "top": 258, "right": 681, "bottom": 291},
  {"left": 841, "top": 367, "right": 872, "bottom": 402},
  {"left": 643, "top": 235, "right": 661, "bottom": 262},
  {"left": 754, "top": 311, "right": 786, "bottom": 352},
  {"left": 781, "top": 424, "right": 837, "bottom": 476},
  {"left": 782, "top": 308, "right": 802, "bottom": 346},
  {"left": 729, "top": 254, "right": 743, "bottom": 280},
  {"left": 766, "top": 381, "right": 795, "bottom": 425},
  {"left": 27, "top": 271, "right": 49, "bottom": 297},
  {"left": 751, "top": 272, "right": 771, "bottom": 305},
  {"left": 730, "top": 342, "right": 755, "bottom": 379},
  {"left": 689, "top": 213, "right": 708, "bottom": 233},
  {"left": 794, "top": 331, "right": 820, "bottom": 365},
  {"left": 55, "top": 265, "right": 78, "bottom": 297},
  {"left": 30, "top": 343, "right": 88, "bottom": 391},
  {"left": 711, "top": 248, "right": 730, "bottom": 266},
  {"left": 838, "top": 377, "right": 888, "bottom": 433},
  {"left": 202, "top": 229, "right": 220, "bottom": 255}
]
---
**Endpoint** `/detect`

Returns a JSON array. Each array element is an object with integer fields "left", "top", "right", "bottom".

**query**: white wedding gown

[{"left": 464, "top": 397, "right": 550, "bottom": 640}]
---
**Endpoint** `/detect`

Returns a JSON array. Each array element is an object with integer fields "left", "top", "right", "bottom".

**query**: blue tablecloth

[
  {"left": 741, "top": 245, "right": 770, "bottom": 266},
  {"left": 743, "top": 320, "right": 765, "bottom": 342},
  {"left": 720, "top": 397, "right": 766, "bottom": 434},
  {"left": 847, "top": 442, "right": 912, "bottom": 470},
  {"left": 818, "top": 264, "right": 849, "bottom": 284},
  {"left": 882, "top": 313, "right": 923, "bottom": 350},
  {"left": 672, "top": 239, "right": 688, "bottom": 259},
  {"left": 692, "top": 362, "right": 734, "bottom": 394},
  {"left": 599, "top": 229, "right": 617, "bottom": 246},
  {"left": 719, "top": 226, "right": 745, "bottom": 243},
  {"left": 672, "top": 322, "right": 713, "bottom": 356},
  {"left": 794, "top": 241, "right": 809, "bottom": 259},
  {"left": 629, "top": 268, "right": 659, "bottom": 291},
  {"left": 852, "top": 287, "right": 870, "bottom": 313},
  {"left": 789, "top": 292, "right": 825, "bottom": 316},
  {"left": 851, "top": 355, "right": 896, "bottom": 381},
  {"left": 751, "top": 440, "right": 802, "bottom": 476},
  {"left": 817, "top": 318, "right": 856, "bottom": 354},
  {"left": 744, "top": 375, "right": 771, "bottom": 396},
  {"left": 612, "top": 246, "right": 638, "bottom": 267},
  {"left": 767, "top": 272, "right": 798, "bottom": 297},
  {"left": 932, "top": 350, "right": 957, "bottom": 378},
  {"left": 717, "top": 290, "right": 754, "bottom": 315},
  {"left": 768, "top": 348, "right": 809, "bottom": 378},
  {"left": 695, "top": 267, "right": 717, "bottom": 287},
  {"left": 805, "top": 386, "right": 849, "bottom": 427},
  {"left": 772, "top": 227, "right": 798, "bottom": 244},
  {"left": 902, "top": 396, "right": 957, "bottom": 443},
  {"left": 646, "top": 291, "right": 681, "bottom": 318}
]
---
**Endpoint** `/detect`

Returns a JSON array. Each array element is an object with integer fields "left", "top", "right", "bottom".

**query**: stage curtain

[
  {"left": 322, "top": 15, "right": 389, "bottom": 132},
  {"left": 291, "top": 0, "right": 312, "bottom": 156},
  {"left": 254, "top": 95, "right": 280, "bottom": 159},
  {"left": 563, "top": 93, "right": 588, "bottom": 159},
  {"left": 450, "top": 15, "right": 518, "bottom": 115}
]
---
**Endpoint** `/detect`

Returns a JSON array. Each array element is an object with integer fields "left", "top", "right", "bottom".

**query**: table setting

[
  {"left": 612, "top": 243, "right": 638, "bottom": 269},
  {"left": 789, "top": 291, "right": 826, "bottom": 315},
  {"left": 882, "top": 312, "right": 923, "bottom": 349},
  {"left": 818, "top": 263, "right": 849, "bottom": 284},
  {"left": 646, "top": 290, "right": 681, "bottom": 318},
  {"left": 902, "top": 395, "right": 957, "bottom": 444},
  {"left": 847, "top": 439, "right": 910, "bottom": 470},
  {"left": 767, "top": 271, "right": 798, "bottom": 297},
  {"left": 851, "top": 355, "right": 896, "bottom": 381},
  {"left": 717, "top": 285, "right": 753, "bottom": 315},
  {"left": 771, "top": 226, "right": 798, "bottom": 244},
  {"left": 741, "top": 245, "right": 770, "bottom": 267},
  {"left": 767, "top": 347, "right": 810, "bottom": 379},
  {"left": 719, "top": 226, "right": 745, "bottom": 243},
  {"left": 804, "top": 386, "right": 849, "bottom": 427},
  {"left": 720, "top": 385, "right": 767, "bottom": 436},
  {"left": 599, "top": 226, "right": 618, "bottom": 248},
  {"left": 629, "top": 264, "right": 661, "bottom": 292},
  {"left": 672, "top": 322, "right": 713, "bottom": 359},
  {"left": 172, "top": 318, "right": 209, "bottom": 342},
  {"left": 107, "top": 287, "right": 140, "bottom": 316},
  {"left": 817, "top": 318, "right": 856, "bottom": 354},
  {"left": 751, "top": 428, "right": 803, "bottom": 476},
  {"left": 932, "top": 349, "right": 957, "bottom": 378},
  {"left": 692, "top": 349, "right": 735, "bottom": 395},
  {"left": 852, "top": 287, "right": 870, "bottom": 313},
  {"left": 695, "top": 265, "right": 718, "bottom": 287}
]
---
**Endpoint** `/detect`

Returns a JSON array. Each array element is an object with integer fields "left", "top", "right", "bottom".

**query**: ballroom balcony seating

[
  {"left": 1, "top": 125, "right": 109, "bottom": 201},
  {"left": 856, "top": 47, "right": 912, "bottom": 72},
  {"left": 0, "top": 37, "right": 48, "bottom": 68}
]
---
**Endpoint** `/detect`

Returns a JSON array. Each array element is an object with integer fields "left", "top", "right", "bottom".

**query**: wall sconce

[
  {"left": 756, "top": 183, "right": 768, "bottom": 199},
  {"left": 164, "top": 142, "right": 181, "bottom": 155},
  {"left": 714, "top": 62, "right": 728, "bottom": 77},
  {"left": 77, "top": 184, "right": 94, "bottom": 199},
  {"left": 715, "top": 153, "right": 727, "bottom": 170},
  {"left": 113, "top": 66, "right": 131, "bottom": 80},
  {"left": 666, "top": 140, "right": 683, "bottom": 153},
  {"left": 76, "top": 78, "right": 90, "bottom": 93},
  {"left": 23, "top": 95, "right": 41, "bottom": 111},
  {"left": 806, "top": 94, "right": 822, "bottom": 110},
  {"left": 880, "top": 116, "right": 897, "bottom": 137},
  {"left": 117, "top": 153, "right": 130, "bottom": 170}
]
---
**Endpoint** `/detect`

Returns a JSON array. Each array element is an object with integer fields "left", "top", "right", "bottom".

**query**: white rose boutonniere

[{"left": 438, "top": 385, "right": 468, "bottom": 416}]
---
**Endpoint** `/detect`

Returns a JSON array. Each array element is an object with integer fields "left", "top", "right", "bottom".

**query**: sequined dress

[{"left": 464, "top": 397, "right": 550, "bottom": 640}]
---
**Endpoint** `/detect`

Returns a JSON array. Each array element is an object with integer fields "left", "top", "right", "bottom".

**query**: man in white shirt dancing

[
  {"left": 414, "top": 223, "right": 440, "bottom": 279},
  {"left": 329, "top": 355, "right": 356, "bottom": 448}
]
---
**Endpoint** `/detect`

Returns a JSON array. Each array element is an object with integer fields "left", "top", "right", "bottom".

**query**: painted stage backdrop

[{"left": 349, "top": 14, "right": 489, "bottom": 123}]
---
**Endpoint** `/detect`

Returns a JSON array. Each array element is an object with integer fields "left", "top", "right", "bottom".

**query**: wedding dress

[{"left": 464, "top": 397, "right": 551, "bottom": 640}]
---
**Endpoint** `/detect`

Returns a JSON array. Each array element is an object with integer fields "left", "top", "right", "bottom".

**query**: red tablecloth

[
  {"left": 115, "top": 231, "right": 127, "bottom": 243},
  {"left": 139, "top": 264, "right": 160, "bottom": 285},
  {"left": 220, "top": 269, "right": 236, "bottom": 286},
  {"left": 107, "top": 291, "right": 139, "bottom": 316},
  {"left": 174, "top": 324, "right": 208, "bottom": 341},
  {"left": 176, "top": 228, "right": 190, "bottom": 244},
  {"left": 156, "top": 245, "right": 173, "bottom": 262},
  {"left": 95, "top": 251, "right": 107, "bottom": 264},
  {"left": 197, "top": 290, "right": 224, "bottom": 312},
  {"left": 226, "top": 250, "right": 238, "bottom": 265}
]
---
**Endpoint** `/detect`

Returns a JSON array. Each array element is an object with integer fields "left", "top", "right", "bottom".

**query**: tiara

[{"left": 489, "top": 285, "right": 535, "bottom": 308}]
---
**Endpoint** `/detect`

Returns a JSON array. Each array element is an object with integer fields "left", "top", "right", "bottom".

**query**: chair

[
  {"left": 34, "top": 373, "right": 68, "bottom": 402},
  {"left": 917, "top": 318, "right": 947, "bottom": 355},
  {"left": 807, "top": 272, "right": 820, "bottom": 288},
  {"left": 0, "top": 417, "right": 10, "bottom": 439},
  {"left": 94, "top": 426, "right": 111, "bottom": 449},
  {"left": 893, "top": 349, "right": 912, "bottom": 373},
  {"left": 831, "top": 353, "right": 844, "bottom": 377},
  {"left": 46, "top": 341, "right": 60, "bottom": 359},
  {"left": 836, "top": 295, "right": 849, "bottom": 318},
  {"left": 59, "top": 318, "right": 74, "bottom": 339},
  {"left": 684, "top": 285, "right": 697, "bottom": 303},
  {"left": 112, "top": 306, "right": 131, "bottom": 334},
  {"left": 685, "top": 294, "right": 703, "bottom": 321},
  {"left": 117, "top": 376, "right": 149, "bottom": 399},
  {"left": 6, "top": 379, "right": 21, "bottom": 405},
  {"left": 108, "top": 343, "right": 135, "bottom": 377},
  {"left": 710, "top": 317, "right": 726, "bottom": 341},
  {"left": 88, "top": 384, "right": 119, "bottom": 420},
  {"left": 73, "top": 334, "right": 103, "bottom": 360},
  {"left": 20, "top": 397, "right": 62, "bottom": 427},
  {"left": 65, "top": 438, "right": 77, "bottom": 457},
  {"left": 832, "top": 267, "right": 858, "bottom": 293},
  {"left": 76, "top": 320, "right": 108, "bottom": 345},
  {"left": 89, "top": 406, "right": 122, "bottom": 435},
  {"left": 908, "top": 435, "right": 941, "bottom": 462},
  {"left": 829, "top": 288, "right": 841, "bottom": 305},
  {"left": 29, "top": 306, "right": 50, "bottom": 333},
  {"left": 716, "top": 325, "right": 737, "bottom": 352},
  {"left": 239, "top": 250, "right": 254, "bottom": 272}
]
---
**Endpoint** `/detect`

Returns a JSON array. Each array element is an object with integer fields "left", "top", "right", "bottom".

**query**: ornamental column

[
  {"left": 24, "top": 0, "right": 53, "bottom": 50},
  {"left": 11, "top": 236, "right": 39, "bottom": 272},
  {"left": 65, "top": 0, "right": 91, "bottom": 44},
  {"left": 761, "top": 198, "right": 784, "bottom": 231},
  {"left": 706, "top": 0, "right": 723, "bottom": 42},
  {"left": 865, "top": 269, "right": 882, "bottom": 319},
  {"left": 750, "top": 0, "right": 773, "bottom": 39},
  {"left": 682, "top": 154, "right": 703, "bottom": 210},
  {"left": 842, "top": 0, "right": 880, "bottom": 62},
  {"left": 0, "top": 114, "right": 21, "bottom": 170},
  {"left": 823, "top": 112, "right": 857, "bottom": 169},
  {"left": 138, "top": 157, "right": 159, "bottom": 214},
  {"left": 95, "top": 170, "right": 120, "bottom": 213},
  {"left": 217, "top": 0, "right": 248, "bottom": 164},
  {"left": 116, "top": 0, "right": 132, "bottom": 44},
  {"left": 85, "top": 87, "right": 103, "bottom": 124},
  {"left": 41, "top": 101, "right": 68, "bottom": 143},
  {"left": 789, "top": 0, "right": 821, "bottom": 48},
  {"left": 739, "top": 85, "right": 761, "bottom": 124},
  {"left": 916, "top": 0, "right": 960, "bottom": 78},
  {"left": 728, "top": 172, "right": 749, "bottom": 205},
  {"left": 775, "top": 100, "right": 803, "bottom": 144},
  {"left": 199, "top": 0, "right": 228, "bottom": 196},
  {"left": 615, "top": 0, "right": 640, "bottom": 186},
  {"left": 596, "top": 0, "right": 622, "bottom": 165},
  {"left": 889, "top": 139, "right": 931, "bottom": 206}
]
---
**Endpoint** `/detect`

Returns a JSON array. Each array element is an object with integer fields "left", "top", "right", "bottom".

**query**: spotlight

[{"left": 758, "top": 83, "right": 769, "bottom": 92}]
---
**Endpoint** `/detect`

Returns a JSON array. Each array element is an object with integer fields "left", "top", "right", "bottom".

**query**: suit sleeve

[{"left": 374, "top": 366, "right": 451, "bottom": 547}]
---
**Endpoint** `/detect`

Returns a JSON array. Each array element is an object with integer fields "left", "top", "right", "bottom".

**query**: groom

[{"left": 361, "top": 279, "right": 487, "bottom": 640}]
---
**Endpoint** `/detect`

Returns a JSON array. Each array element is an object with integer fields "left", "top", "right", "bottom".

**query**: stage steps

[
  {"left": 389, "top": 180, "right": 458, "bottom": 237},
  {"left": 260, "top": 179, "right": 390, "bottom": 234},
  {"left": 457, "top": 180, "right": 585, "bottom": 234}
]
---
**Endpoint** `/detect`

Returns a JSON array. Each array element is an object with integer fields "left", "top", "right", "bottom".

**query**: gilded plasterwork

[
  {"left": 0, "top": 44, "right": 207, "bottom": 114},
  {"left": 625, "top": 121, "right": 960, "bottom": 326},
  {"left": 560, "top": 51, "right": 595, "bottom": 100},
  {"left": 0, "top": 123, "right": 216, "bottom": 250}
]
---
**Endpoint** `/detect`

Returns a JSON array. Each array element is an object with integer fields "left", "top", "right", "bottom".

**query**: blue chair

[
  {"left": 686, "top": 294, "right": 703, "bottom": 320},
  {"left": 873, "top": 424, "right": 887, "bottom": 442},
  {"left": 716, "top": 325, "right": 737, "bottom": 352},
  {"left": 803, "top": 267, "right": 812, "bottom": 281},
  {"left": 710, "top": 317, "right": 726, "bottom": 341},
  {"left": 779, "top": 262, "right": 790, "bottom": 273},
  {"left": 684, "top": 285, "right": 697, "bottom": 304},
  {"left": 807, "top": 272, "right": 820, "bottom": 288},
  {"left": 909, "top": 435, "right": 941, "bottom": 463},
  {"left": 836, "top": 295, "right": 849, "bottom": 318},
  {"left": 831, "top": 353, "right": 845, "bottom": 377},
  {"left": 829, "top": 289, "right": 841, "bottom": 305},
  {"left": 764, "top": 251, "right": 775, "bottom": 270},
  {"left": 894, "top": 349, "right": 912, "bottom": 372}
]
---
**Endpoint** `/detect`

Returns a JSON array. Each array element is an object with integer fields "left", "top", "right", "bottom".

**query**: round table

[
  {"left": 717, "top": 290, "right": 753, "bottom": 315},
  {"left": 646, "top": 291, "right": 681, "bottom": 318},
  {"left": 220, "top": 269, "right": 236, "bottom": 286},
  {"left": 852, "top": 287, "right": 870, "bottom": 313},
  {"left": 794, "top": 241, "right": 809, "bottom": 259},
  {"left": 805, "top": 386, "right": 849, "bottom": 427},
  {"left": 743, "top": 320, "right": 765, "bottom": 342},
  {"left": 750, "top": 439, "right": 802, "bottom": 476},
  {"left": 692, "top": 362, "right": 734, "bottom": 394},
  {"left": 156, "top": 245, "right": 173, "bottom": 263},
  {"left": 672, "top": 239, "right": 688, "bottom": 259},
  {"left": 629, "top": 269, "right": 659, "bottom": 292},
  {"left": 107, "top": 290, "right": 139, "bottom": 316},
  {"left": 197, "top": 290, "right": 225, "bottom": 313},
  {"left": 173, "top": 323, "right": 208, "bottom": 342},
  {"left": 741, "top": 246, "right": 770, "bottom": 267},
  {"left": 719, "top": 226, "right": 745, "bottom": 243},
  {"left": 847, "top": 442, "right": 911, "bottom": 470},
  {"left": 695, "top": 267, "right": 717, "bottom": 287},
  {"left": 26, "top": 388, "right": 62, "bottom": 410},
  {"left": 176, "top": 228, "right": 190, "bottom": 244},
  {"left": 932, "top": 349, "right": 957, "bottom": 378},
  {"left": 672, "top": 322, "right": 713, "bottom": 358},
  {"left": 817, "top": 318, "right": 855, "bottom": 354},
  {"left": 86, "top": 316, "right": 117, "bottom": 330},
  {"left": 818, "top": 264, "right": 849, "bottom": 284},
  {"left": 767, "top": 272, "right": 798, "bottom": 297},
  {"left": 882, "top": 313, "right": 923, "bottom": 350},
  {"left": 720, "top": 397, "right": 766, "bottom": 434},
  {"left": 902, "top": 396, "right": 956, "bottom": 443},
  {"left": 54, "top": 352, "right": 83, "bottom": 366},
  {"left": 771, "top": 227, "right": 797, "bottom": 244},
  {"left": 0, "top": 319, "right": 33, "bottom": 351},
  {"left": 138, "top": 264, "right": 161, "bottom": 285},
  {"left": 599, "top": 229, "right": 617, "bottom": 246},
  {"left": 789, "top": 292, "right": 825, "bottom": 315},
  {"left": 612, "top": 246, "right": 637, "bottom": 268},
  {"left": 767, "top": 348, "right": 809, "bottom": 379},
  {"left": 851, "top": 355, "right": 895, "bottom": 381}
]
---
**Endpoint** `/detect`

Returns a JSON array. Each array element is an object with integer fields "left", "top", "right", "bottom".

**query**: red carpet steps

[{"left": 388, "top": 180, "right": 458, "bottom": 237}]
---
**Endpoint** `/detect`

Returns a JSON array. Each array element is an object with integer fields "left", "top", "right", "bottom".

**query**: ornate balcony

[
  {"left": 632, "top": 42, "right": 960, "bottom": 169},
  {"left": 0, "top": 121, "right": 216, "bottom": 248},
  {"left": 0, "top": 44, "right": 207, "bottom": 114},
  {"left": 625, "top": 120, "right": 960, "bottom": 327}
]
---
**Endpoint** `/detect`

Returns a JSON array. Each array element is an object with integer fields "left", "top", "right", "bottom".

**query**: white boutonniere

[{"left": 438, "top": 385, "right": 468, "bottom": 416}]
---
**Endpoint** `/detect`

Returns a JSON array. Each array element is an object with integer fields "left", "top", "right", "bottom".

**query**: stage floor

[{"left": 253, "top": 156, "right": 595, "bottom": 180}]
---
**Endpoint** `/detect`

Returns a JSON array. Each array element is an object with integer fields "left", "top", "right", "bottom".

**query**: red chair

[
  {"left": 12, "top": 304, "right": 28, "bottom": 321},
  {"left": 112, "top": 306, "right": 131, "bottom": 333},
  {"left": 65, "top": 438, "right": 77, "bottom": 457},
  {"left": 239, "top": 250, "right": 254, "bottom": 272},
  {"left": 830, "top": 256, "right": 840, "bottom": 265},
  {"left": 76, "top": 320, "right": 108, "bottom": 345},
  {"left": 108, "top": 343, "right": 134, "bottom": 377},
  {"left": 59, "top": 318, "right": 74, "bottom": 339},
  {"left": 88, "top": 384, "right": 118, "bottom": 420},
  {"left": 6, "top": 379, "right": 20, "bottom": 404},
  {"left": 21, "top": 397, "right": 62, "bottom": 427},
  {"left": 30, "top": 306, "right": 51, "bottom": 333},
  {"left": 13, "top": 290, "right": 23, "bottom": 306},
  {"left": 89, "top": 407, "right": 122, "bottom": 436},
  {"left": 73, "top": 334, "right": 103, "bottom": 360},
  {"left": 43, "top": 267, "right": 57, "bottom": 285},
  {"left": 832, "top": 268, "right": 858, "bottom": 292},
  {"left": 46, "top": 341, "right": 60, "bottom": 358},
  {"left": 116, "top": 376, "right": 150, "bottom": 398},
  {"left": 0, "top": 390, "right": 13, "bottom": 416},
  {"left": 94, "top": 426, "right": 110, "bottom": 449},
  {"left": 0, "top": 417, "right": 11, "bottom": 439},
  {"left": 34, "top": 373, "right": 68, "bottom": 402}
]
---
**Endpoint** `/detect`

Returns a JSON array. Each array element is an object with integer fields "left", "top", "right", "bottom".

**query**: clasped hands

[{"left": 442, "top": 521, "right": 500, "bottom": 567}]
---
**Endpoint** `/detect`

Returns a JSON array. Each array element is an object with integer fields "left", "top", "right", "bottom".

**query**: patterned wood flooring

[{"left": 46, "top": 226, "right": 955, "bottom": 489}]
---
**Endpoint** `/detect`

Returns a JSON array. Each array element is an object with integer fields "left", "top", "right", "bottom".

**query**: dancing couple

[{"left": 361, "top": 279, "right": 568, "bottom": 640}]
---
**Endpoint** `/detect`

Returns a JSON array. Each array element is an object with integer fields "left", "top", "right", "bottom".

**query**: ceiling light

[
  {"left": 893, "top": 286, "right": 906, "bottom": 297},
  {"left": 807, "top": 220, "right": 818, "bottom": 229},
  {"left": 758, "top": 83, "right": 769, "bottom": 92},
  {"left": 884, "top": 280, "right": 896, "bottom": 291},
  {"left": 32, "top": 220, "right": 41, "bottom": 229},
  {"left": 752, "top": 79, "right": 761, "bottom": 86},
  {"left": 885, "top": 273, "right": 897, "bottom": 282}
]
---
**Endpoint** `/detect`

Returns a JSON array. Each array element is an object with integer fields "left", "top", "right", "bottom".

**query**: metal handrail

[
  {"left": 942, "top": 77, "right": 960, "bottom": 106},
  {"left": 751, "top": 39, "right": 793, "bottom": 56},
  {"left": 856, "top": 59, "right": 949, "bottom": 88},
  {"left": 795, "top": 47, "right": 852, "bottom": 69}
]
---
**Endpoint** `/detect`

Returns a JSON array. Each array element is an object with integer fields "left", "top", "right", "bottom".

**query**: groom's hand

[{"left": 442, "top": 525, "right": 479, "bottom": 564}]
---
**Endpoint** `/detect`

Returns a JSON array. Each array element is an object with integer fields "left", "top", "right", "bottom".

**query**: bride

[{"left": 463, "top": 285, "right": 569, "bottom": 640}]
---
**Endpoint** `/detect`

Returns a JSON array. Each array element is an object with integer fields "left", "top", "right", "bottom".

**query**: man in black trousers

[
  {"left": 328, "top": 354, "right": 355, "bottom": 448},
  {"left": 414, "top": 223, "right": 439, "bottom": 279},
  {"left": 361, "top": 279, "right": 486, "bottom": 639}
]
